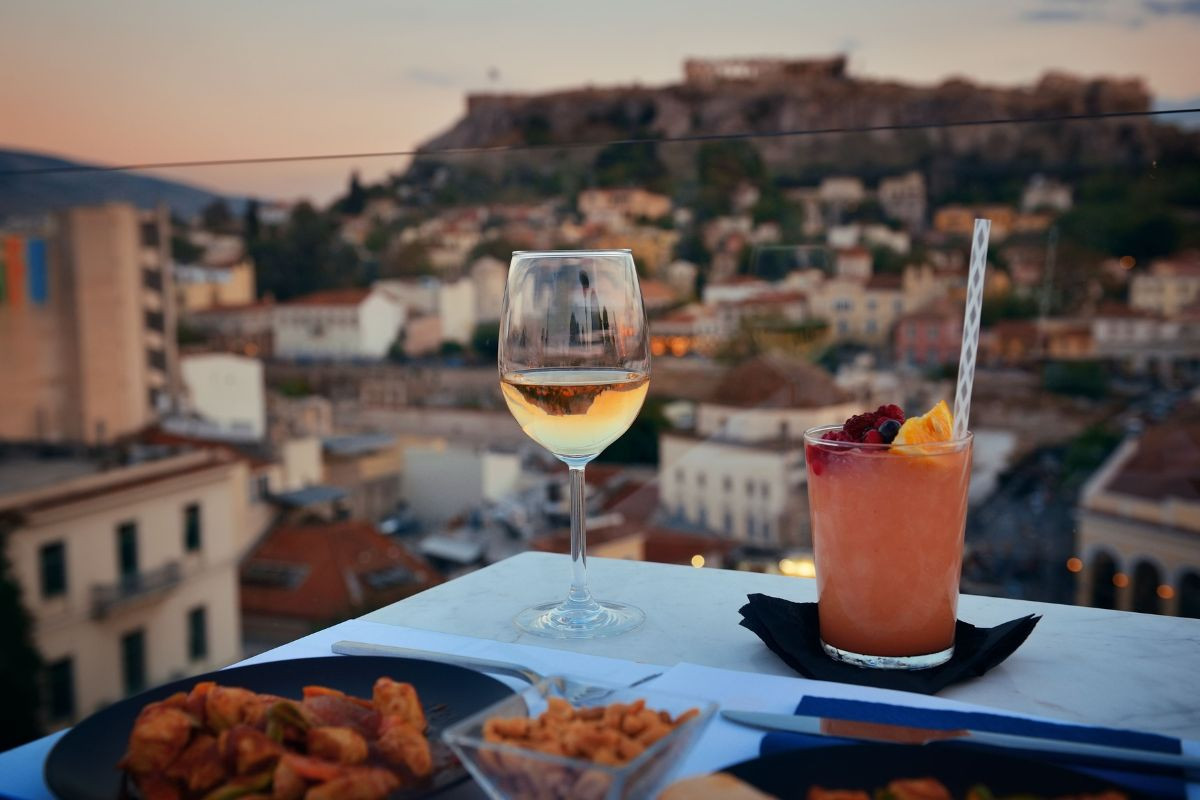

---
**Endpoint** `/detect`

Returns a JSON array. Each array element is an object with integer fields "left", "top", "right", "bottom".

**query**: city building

[
  {"left": 401, "top": 442, "right": 521, "bottom": 526},
  {"left": 834, "top": 247, "right": 872, "bottom": 280},
  {"left": 0, "top": 203, "right": 180, "bottom": 444},
  {"left": 178, "top": 353, "right": 266, "bottom": 440},
  {"left": 321, "top": 433, "right": 406, "bottom": 521},
  {"left": 663, "top": 260, "right": 699, "bottom": 299},
  {"left": 1021, "top": 175, "right": 1073, "bottom": 213},
  {"left": 878, "top": 171, "right": 927, "bottom": 229},
  {"left": 658, "top": 356, "right": 857, "bottom": 547},
  {"left": 469, "top": 256, "right": 507, "bottom": 324},
  {"left": 1076, "top": 407, "right": 1200, "bottom": 617},
  {"left": 0, "top": 449, "right": 244, "bottom": 729},
  {"left": 240, "top": 519, "right": 440, "bottom": 651},
  {"left": 401, "top": 312, "right": 443, "bottom": 358},
  {"left": 650, "top": 306, "right": 729, "bottom": 358},
  {"left": 638, "top": 278, "right": 680, "bottom": 313},
  {"left": 933, "top": 204, "right": 1016, "bottom": 240},
  {"left": 1091, "top": 304, "right": 1200, "bottom": 378},
  {"left": 577, "top": 188, "right": 672, "bottom": 226},
  {"left": 173, "top": 235, "right": 256, "bottom": 314},
  {"left": 436, "top": 278, "right": 477, "bottom": 345},
  {"left": 273, "top": 287, "right": 405, "bottom": 361},
  {"left": 184, "top": 300, "right": 275, "bottom": 358},
  {"left": 267, "top": 392, "right": 334, "bottom": 445},
  {"left": 1129, "top": 253, "right": 1200, "bottom": 318},
  {"left": 810, "top": 274, "right": 905, "bottom": 343},
  {"left": 894, "top": 302, "right": 963, "bottom": 367}
]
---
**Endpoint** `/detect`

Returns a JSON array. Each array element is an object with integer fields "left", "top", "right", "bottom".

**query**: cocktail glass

[{"left": 803, "top": 426, "right": 973, "bottom": 669}]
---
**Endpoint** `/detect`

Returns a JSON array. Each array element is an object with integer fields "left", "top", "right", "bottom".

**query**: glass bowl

[{"left": 442, "top": 676, "right": 717, "bottom": 800}]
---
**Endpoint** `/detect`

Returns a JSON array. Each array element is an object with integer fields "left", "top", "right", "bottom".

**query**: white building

[
  {"left": 0, "top": 450, "right": 245, "bottom": 729},
  {"left": 273, "top": 287, "right": 405, "bottom": 361},
  {"left": 180, "top": 353, "right": 265, "bottom": 439},
  {"left": 374, "top": 278, "right": 440, "bottom": 316},
  {"left": 1130, "top": 255, "right": 1200, "bottom": 318},
  {"left": 1091, "top": 306, "right": 1200, "bottom": 377},
  {"left": 658, "top": 356, "right": 857, "bottom": 547},
  {"left": 438, "top": 277, "right": 478, "bottom": 345},
  {"left": 878, "top": 171, "right": 927, "bottom": 230},
  {"left": 469, "top": 257, "right": 508, "bottom": 324},
  {"left": 818, "top": 176, "right": 866, "bottom": 205},
  {"left": 1021, "top": 175, "right": 1073, "bottom": 213},
  {"left": 402, "top": 442, "right": 521, "bottom": 525}
]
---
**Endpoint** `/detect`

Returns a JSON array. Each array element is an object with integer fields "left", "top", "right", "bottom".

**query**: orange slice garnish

[{"left": 893, "top": 400, "right": 954, "bottom": 446}]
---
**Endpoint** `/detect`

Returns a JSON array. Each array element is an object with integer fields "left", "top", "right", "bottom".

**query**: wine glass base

[
  {"left": 820, "top": 639, "right": 954, "bottom": 670},
  {"left": 515, "top": 600, "right": 645, "bottom": 639}
]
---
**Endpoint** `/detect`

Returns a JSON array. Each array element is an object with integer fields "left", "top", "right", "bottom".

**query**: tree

[
  {"left": 471, "top": 322, "right": 500, "bottom": 361},
  {"left": 695, "top": 140, "right": 766, "bottom": 219},
  {"left": 0, "top": 519, "right": 44, "bottom": 750},
  {"left": 250, "top": 202, "right": 369, "bottom": 300},
  {"left": 592, "top": 141, "right": 671, "bottom": 194},
  {"left": 335, "top": 171, "right": 367, "bottom": 216},
  {"left": 201, "top": 199, "right": 235, "bottom": 232},
  {"left": 242, "top": 198, "right": 261, "bottom": 241}
]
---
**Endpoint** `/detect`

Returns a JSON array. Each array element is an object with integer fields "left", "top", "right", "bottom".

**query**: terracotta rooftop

[
  {"left": 282, "top": 288, "right": 373, "bottom": 307},
  {"left": 865, "top": 274, "right": 904, "bottom": 291},
  {"left": 241, "top": 519, "right": 441, "bottom": 622},
  {"left": 709, "top": 354, "right": 849, "bottom": 409},
  {"left": 639, "top": 279, "right": 678, "bottom": 304},
  {"left": 1106, "top": 406, "right": 1200, "bottom": 503}
]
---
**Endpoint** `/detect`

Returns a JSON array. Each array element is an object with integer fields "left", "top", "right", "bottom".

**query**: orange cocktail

[{"left": 804, "top": 410, "right": 971, "bottom": 669}]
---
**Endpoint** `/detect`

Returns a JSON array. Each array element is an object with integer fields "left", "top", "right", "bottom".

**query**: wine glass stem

[{"left": 567, "top": 464, "right": 594, "bottom": 606}]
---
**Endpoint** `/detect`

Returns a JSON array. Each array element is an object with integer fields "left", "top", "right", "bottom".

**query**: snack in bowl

[
  {"left": 443, "top": 676, "right": 717, "bottom": 800},
  {"left": 118, "top": 677, "right": 433, "bottom": 800}
]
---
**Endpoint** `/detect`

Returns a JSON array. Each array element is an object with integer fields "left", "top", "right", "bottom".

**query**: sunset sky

[{"left": 4, "top": 0, "right": 1200, "bottom": 202}]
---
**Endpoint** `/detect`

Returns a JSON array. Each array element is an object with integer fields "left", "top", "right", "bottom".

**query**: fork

[{"left": 330, "top": 639, "right": 661, "bottom": 704}]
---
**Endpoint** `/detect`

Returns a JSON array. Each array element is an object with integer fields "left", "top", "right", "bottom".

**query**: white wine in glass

[{"left": 499, "top": 250, "right": 650, "bottom": 638}]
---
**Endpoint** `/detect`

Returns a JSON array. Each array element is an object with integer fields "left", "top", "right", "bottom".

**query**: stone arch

[
  {"left": 1179, "top": 571, "right": 1200, "bottom": 619},
  {"left": 1089, "top": 550, "right": 1118, "bottom": 610},
  {"left": 1131, "top": 560, "right": 1162, "bottom": 614}
]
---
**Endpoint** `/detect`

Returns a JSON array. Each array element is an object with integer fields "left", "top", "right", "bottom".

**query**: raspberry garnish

[
  {"left": 863, "top": 430, "right": 884, "bottom": 445},
  {"left": 843, "top": 413, "right": 878, "bottom": 441},
  {"left": 875, "top": 404, "right": 905, "bottom": 423},
  {"left": 821, "top": 430, "right": 852, "bottom": 442}
]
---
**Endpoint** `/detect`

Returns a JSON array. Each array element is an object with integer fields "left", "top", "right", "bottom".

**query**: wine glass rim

[{"left": 511, "top": 249, "right": 633, "bottom": 257}]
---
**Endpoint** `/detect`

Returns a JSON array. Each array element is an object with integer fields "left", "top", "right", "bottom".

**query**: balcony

[{"left": 90, "top": 562, "right": 182, "bottom": 620}]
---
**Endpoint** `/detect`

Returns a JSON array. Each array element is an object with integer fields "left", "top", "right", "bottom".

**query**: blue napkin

[{"left": 760, "top": 696, "right": 1185, "bottom": 798}]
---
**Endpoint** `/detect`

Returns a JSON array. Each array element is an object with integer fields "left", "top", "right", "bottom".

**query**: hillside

[
  {"left": 408, "top": 57, "right": 1186, "bottom": 199},
  {"left": 0, "top": 148, "right": 230, "bottom": 220}
]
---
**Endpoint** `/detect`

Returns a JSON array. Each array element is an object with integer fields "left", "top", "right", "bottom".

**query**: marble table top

[{"left": 364, "top": 551, "right": 1200, "bottom": 738}]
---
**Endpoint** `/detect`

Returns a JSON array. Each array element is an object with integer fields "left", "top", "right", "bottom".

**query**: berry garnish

[
  {"left": 875, "top": 404, "right": 905, "bottom": 423},
  {"left": 821, "top": 430, "right": 852, "bottom": 442},
  {"left": 843, "top": 413, "right": 878, "bottom": 441},
  {"left": 877, "top": 418, "right": 901, "bottom": 443},
  {"left": 863, "top": 430, "right": 884, "bottom": 444}
]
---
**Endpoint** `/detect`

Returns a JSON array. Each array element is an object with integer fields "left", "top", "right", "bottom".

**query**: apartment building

[
  {"left": 1076, "top": 407, "right": 1200, "bottom": 617},
  {"left": 0, "top": 450, "right": 243, "bottom": 729},
  {"left": 0, "top": 203, "right": 180, "bottom": 444},
  {"left": 658, "top": 356, "right": 857, "bottom": 548},
  {"left": 273, "top": 287, "right": 405, "bottom": 360},
  {"left": 1129, "top": 253, "right": 1200, "bottom": 318}
]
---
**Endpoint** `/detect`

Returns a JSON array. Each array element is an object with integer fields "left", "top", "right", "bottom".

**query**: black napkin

[{"left": 739, "top": 594, "right": 1040, "bottom": 695}]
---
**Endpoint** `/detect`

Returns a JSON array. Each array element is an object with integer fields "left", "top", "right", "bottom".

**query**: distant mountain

[{"left": 0, "top": 148, "right": 236, "bottom": 221}]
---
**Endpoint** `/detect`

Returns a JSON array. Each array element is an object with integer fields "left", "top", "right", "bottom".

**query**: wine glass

[{"left": 499, "top": 250, "right": 650, "bottom": 638}]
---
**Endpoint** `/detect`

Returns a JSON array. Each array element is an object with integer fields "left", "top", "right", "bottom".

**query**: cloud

[{"left": 1142, "top": 0, "right": 1200, "bottom": 16}]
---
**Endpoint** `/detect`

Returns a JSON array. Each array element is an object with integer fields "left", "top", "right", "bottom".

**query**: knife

[{"left": 721, "top": 710, "right": 1200, "bottom": 779}]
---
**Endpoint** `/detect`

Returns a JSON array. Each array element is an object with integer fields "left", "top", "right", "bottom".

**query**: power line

[{"left": 2, "top": 107, "right": 1198, "bottom": 178}]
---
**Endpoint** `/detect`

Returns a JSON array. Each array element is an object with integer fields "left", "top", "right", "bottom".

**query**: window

[
  {"left": 761, "top": 481, "right": 770, "bottom": 498},
  {"left": 256, "top": 474, "right": 271, "bottom": 499},
  {"left": 723, "top": 510, "right": 733, "bottom": 535},
  {"left": 675, "top": 468, "right": 684, "bottom": 483},
  {"left": 745, "top": 479, "right": 754, "bottom": 496},
  {"left": 121, "top": 629, "right": 146, "bottom": 696},
  {"left": 866, "top": 320, "right": 877, "bottom": 335},
  {"left": 184, "top": 503, "right": 202, "bottom": 553},
  {"left": 747, "top": 516, "right": 757, "bottom": 539},
  {"left": 837, "top": 320, "right": 848, "bottom": 335},
  {"left": 46, "top": 657, "right": 75, "bottom": 721},
  {"left": 188, "top": 606, "right": 208, "bottom": 662},
  {"left": 722, "top": 476, "right": 732, "bottom": 492},
  {"left": 697, "top": 473, "right": 706, "bottom": 488},
  {"left": 39, "top": 541, "right": 67, "bottom": 598},
  {"left": 116, "top": 521, "right": 138, "bottom": 580},
  {"left": 867, "top": 298, "right": 876, "bottom": 310}
]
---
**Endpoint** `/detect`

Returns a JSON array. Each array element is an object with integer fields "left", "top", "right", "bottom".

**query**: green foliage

[
  {"left": 695, "top": 140, "right": 765, "bottom": 218},
  {"left": 1042, "top": 360, "right": 1108, "bottom": 399},
  {"left": 0, "top": 522, "right": 44, "bottom": 750},
  {"left": 243, "top": 198, "right": 261, "bottom": 241},
  {"left": 596, "top": 397, "right": 669, "bottom": 464},
  {"left": 334, "top": 172, "right": 368, "bottom": 216},
  {"left": 981, "top": 292, "right": 1040, "bottom": 326},
  {"left": 519, "top": 114, "right": 553, "bottom": 146},
  {"left": 439, "top": 340, "right": 466, "bottom": 357},
  {"left": 869, "top": 246, "right": 909, "bottom": 276},
  {"left": 468, "top": 237, "right": 523, "bottom": 264},
  {"left": 379, "top": 240, "right": 434, "bottom": 279},
  {"left": 275, "top": 377, "right": 313, "bottom": 398},
  {"left": 471, "top": 321, "right": 500, "bottom": 360},
  {"left": 171, "top": 234, "right": 204, "bottom": 263},
  {"left": 1059, "top": 203, "right": 1181, "bottom": 263},
  {"left": 1061, "top": 425, "right": 1122, "bottom": 486},
  {"left": 201, "top": 199, "right": 236, "bottom": 232},
  {"left": 176, "top": 323, "right": 210, "bottom": 347},
  {"left": 673, "top": 232, "right": 711, "bottom": 268},
  {"left": 250, "top": 202, "right": 368, "bottom": 300},
  {"left": 592, "top": 141, "right": 671, "bottom": 194}
]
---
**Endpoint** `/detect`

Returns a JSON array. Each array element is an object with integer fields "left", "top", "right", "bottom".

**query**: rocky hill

[{"left": 411, "top": 56, "right": 1170, "bottom": 192}]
